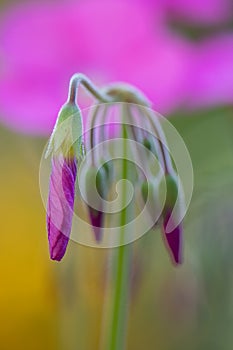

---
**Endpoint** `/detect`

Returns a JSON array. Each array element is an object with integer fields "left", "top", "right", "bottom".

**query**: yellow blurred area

[
  {"left": 0, "top": 126, "right": 114, "bottom": 350},
  {"left": 0, "top": 126, "right": 58, "bottom": 349}
]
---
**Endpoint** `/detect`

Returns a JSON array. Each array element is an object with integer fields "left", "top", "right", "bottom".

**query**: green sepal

[
  {"left": 96, "top": 165, "right": 108, "bottom": 200},
  {"left": 84, "top": 166, "right": 108, "bottom": 210},
  {"left": 102, "top": 160, "right": 113, "bottom": 179},
  {"left": 142, "top": 137, "right": 158, "bottom": 158},
  {"left": 164, "top": 174, "right": 178, "bottom": 209},
  {"left": 142, "top": 138, "right": 152, "bottom": 151},
  {"left": 141, "top": 180, "right": 157, "bottom": 203},
  {"left": 141, "top": 180, "right": 159, "bottom": 223},
  {"left": 45, "top": 102, "right": 83, "bottom": 159}
]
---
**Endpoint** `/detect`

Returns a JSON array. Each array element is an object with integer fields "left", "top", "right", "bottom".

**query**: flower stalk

[{"left": 101, "top": 121, "right": 133, "bottom": 350}]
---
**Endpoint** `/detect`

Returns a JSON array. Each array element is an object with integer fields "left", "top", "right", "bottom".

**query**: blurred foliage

[{"left": 170, "top": 19, "right": 233, "bottom": 40}]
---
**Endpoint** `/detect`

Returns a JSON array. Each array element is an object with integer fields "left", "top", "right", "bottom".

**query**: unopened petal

[
  {"left": 47, "top": 155, "right": 77, "bottom": 261},
  {"left": 88, "top": 207, "right": 104, "bottom": 243},
  {"left": 163, "top": 210, "right": 183, "bottom": 265}
]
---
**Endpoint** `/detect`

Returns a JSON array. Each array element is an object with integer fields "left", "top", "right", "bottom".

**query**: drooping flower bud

[
  {"left": 163, "top": 209, "right": 183, "bottom": 265},
  {"left": 141, "top": 180, "right": 159, "bottom": 226},
  {"left": 46, "top": 101, "right": 83, "bottom": 261},
  {"left": 162, "top": 174, "right": 183, "bottom": 265},
  {"left": 164, "top": 174, "right": 178, "bottom": 210},
  {"left": 83, "top": 164, "right": 108, "bottom": 242}
]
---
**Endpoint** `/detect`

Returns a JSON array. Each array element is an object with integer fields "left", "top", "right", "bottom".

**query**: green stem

[
  {"left": 68, "top": 73, "right": 115, "bottom": 104},
  {"left": 101, "top": 121, "right": 132, "bottom": 350},
  {"left": 108, "top": 246, "right": 131, "bottom": 350},
  {"left": 67, "top": 73, "right": 151, "bottom": 107}
]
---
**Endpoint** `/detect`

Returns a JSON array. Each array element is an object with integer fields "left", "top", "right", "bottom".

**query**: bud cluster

[{"left": 45, "top": 74, "right": 184, "bottom": 265}]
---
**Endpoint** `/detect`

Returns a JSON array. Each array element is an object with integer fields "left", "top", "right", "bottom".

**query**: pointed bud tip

[
  {"left": 163, "top": 211, "right": 183, "bottom": 267},
  {"left": 50, "top": 252, "right": 63, "bottom": 262},
  {"left": 49, "top": 236, "right": 68, "bottom": 262},
  {"left": 88, "top": 207, "right": 104, "bottom": 243},
  {"left": 46, "top": 156, "right": 77, "bottom": 262},
  {"left": 92, "top": 226, "right": 103, "bottom": 243}
]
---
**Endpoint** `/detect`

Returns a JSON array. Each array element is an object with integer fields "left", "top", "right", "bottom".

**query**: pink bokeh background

[{"left": 0, "top": 0, "right": 232, "bottom": 133}]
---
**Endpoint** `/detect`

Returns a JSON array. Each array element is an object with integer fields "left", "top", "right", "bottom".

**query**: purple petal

[
  {"left": 47, "top": 155, "right": 77, "bottom": 261},
  {"left": 162, "top": 210, "right": 183, "bottom": 265}
]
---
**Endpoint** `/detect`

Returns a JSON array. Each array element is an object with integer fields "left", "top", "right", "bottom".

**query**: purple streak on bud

[
  {"left": 162, "top": 210, "right": 183, "bottom": 265},
  {"left": 87, "top": 207, "right": 104, "bottom": 243},
  {"left": 47, "top": 155, "right": 77, "bottom": 261}
]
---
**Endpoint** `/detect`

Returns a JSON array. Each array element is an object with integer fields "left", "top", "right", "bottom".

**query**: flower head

[
  {"left": 83, "top": 165, "right": 109, "bottom": 242},
  {"left": 45, "top": 74, "right": 187, "bottom": 265}
]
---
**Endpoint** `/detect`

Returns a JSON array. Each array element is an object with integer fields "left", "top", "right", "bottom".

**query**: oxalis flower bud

[
  {"left": 162, "top": 174, "right": 183, "bottom": 265},
  {"left": 141, "top": 180, "right": 159, "bottom": 225},
  {"left": 46, "top": 101, "right": 83, "bottom": 261},
  {"left": 83, "top": 165, "right": 108, "bottom": 242},
  {"left": 164, "top": 174, "right": 178, "bottom": 210}
]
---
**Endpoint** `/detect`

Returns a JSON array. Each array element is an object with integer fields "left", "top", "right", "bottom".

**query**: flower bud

[
  {"left": 141, "top": 180, "right": 159, "bottom": 225},
  {"left": 161, "top": 174, "right": 182, "bottom": 265},
  {"left": 164, "top": 174, "right": 178, "bottom": 210},
  {"left": 84, "top": 165, "right": 109, "bottom": 242},
  {"left": 96, "top": 165, "right": 109, "bottom": 200},
  {"left": 163, "top": 210, "right": 183, "bottom": 265},
  {"left": 46, "top": 102, "right": 83, "bottom": 261}
]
